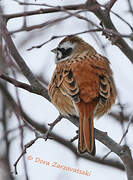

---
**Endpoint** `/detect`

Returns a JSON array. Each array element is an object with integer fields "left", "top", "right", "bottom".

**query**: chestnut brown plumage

[{"left": 48, "top": 36, "right": 116, "bottom": 155}]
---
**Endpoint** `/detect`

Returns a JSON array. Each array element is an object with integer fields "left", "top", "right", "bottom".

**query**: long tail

[{"left": 77, "top": 101, "right": 96, "bottom": 156}]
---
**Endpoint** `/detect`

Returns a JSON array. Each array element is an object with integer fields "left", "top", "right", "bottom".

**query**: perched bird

[{"left": 48, "top": 36, "right": 116, "bottom": 156}]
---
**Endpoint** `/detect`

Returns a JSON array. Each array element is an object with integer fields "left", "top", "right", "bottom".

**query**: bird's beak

[{"left": 51, "top": 48, "right": 57, "bottom": 54}]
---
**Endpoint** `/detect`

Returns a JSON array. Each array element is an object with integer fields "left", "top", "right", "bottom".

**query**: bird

[{"left": 48, "top": 35, "right": 116, "bottom": 156}]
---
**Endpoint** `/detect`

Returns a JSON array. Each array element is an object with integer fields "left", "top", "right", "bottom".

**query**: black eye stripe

[
  {"left": 66, "top": 48, "right": 72, "bottom": 54},
  {"left": 60, "top": 48, "right": 66, "bottom": 53},
  {"left": 58, "top": 47, "right": 72, "bottom": 57}
]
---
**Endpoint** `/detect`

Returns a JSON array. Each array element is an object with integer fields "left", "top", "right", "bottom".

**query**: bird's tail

[{"left": 77, "top": 101, "right": 96, "bottom": 156}]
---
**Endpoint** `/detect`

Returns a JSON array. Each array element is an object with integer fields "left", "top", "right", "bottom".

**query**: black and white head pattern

[{"left": 52, "top": 41, "right": 76, "bottom": 63}]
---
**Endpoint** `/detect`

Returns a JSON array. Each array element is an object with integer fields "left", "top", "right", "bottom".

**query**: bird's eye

[
  {"left": 65, "top": 48, "right": 72, "bottom": 55},
  {"left": 60, "top": 47, "right": 72, "bottom": 57},
  {"left": 60, "top": 48, "right": 66, "bottom": 54},
  {"left": 56, "top": 47, "right": 73, "bottom": 61}
]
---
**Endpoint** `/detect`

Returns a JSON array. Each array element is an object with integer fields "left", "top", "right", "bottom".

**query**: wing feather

[
  {"left": 99, "top": 75, "right": 111, "bottom": 105},
  {"left": 55, "top": 66, "right": 80, "bottom": 103}
]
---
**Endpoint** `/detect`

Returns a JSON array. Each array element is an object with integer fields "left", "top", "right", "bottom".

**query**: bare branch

[
  {"left": 119, "top": 113, "right": 133, "bottom": 145},
  {"left": 14, "top": 136, "right": 39, "bottom": 174},
  {"left": 85, "top": 0, "right": 133, "bottom": 64},
  {"left": 9, "top": 10, "right": 86, "bottom": 34},
  {"left": 0, "top": 14, "right": 50, "bottom": 100},
  {"left": 105, "top": 0, "right": 117, "bottom": 12},
  {"left": 0, "top": 73, "right": 34, "bottom": 91},
  {"left": 14, "top": 114, "right": 62, "bottom": 174},
  {"left": 3, "top": 1, "right": 133, "bottom": 63},
  {"left": 0, "top": 72, "right": 133, "bottom": 179},
  {"left": 0, "top": 82, "right": 125, "bottom": 172},
  {"left": 0, "top": 73, "right": 49, "bottom": 97},
  {"left": 111, "top": 10, "right": 133, "bottom": 31},
  {"left": 10, "top": 14, "right": 72, "bottom": 34},
  {"left": 4, "top": 4, "right": 85, "bottom": 21},
  {"left": 70, "top": 135, "right": 78, "bottom": 143},
  {"left": 28, "top": 28, "right": 133, "bottom": 51},
  {"left": 13, "top": 77, "right": 29, "bottom": 179},
  {"left": 127, "top": 0, "right": 133, "bottom": 19},
  {"left": 27, "top": 29, "right": 102, "bottom": 50},
  {"left": 45, "top": 114, "right": 62, "bottom": 141},
  {"left": 13, "top": 0, "right": 55, "bottom": 7},
  {"left": 67, "top": 116, "right": 133, "bottom": 180},
  {"left": 102, "top": 113, "right": 132, "bottom": 160}
]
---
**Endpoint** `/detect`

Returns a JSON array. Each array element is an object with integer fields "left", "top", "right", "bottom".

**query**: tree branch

[
  {"left": 105, "top": 0, "right": 117, "bottom": 12},
  {"left": 27, "top": 29, "right": 132, "bottom": 51},
  {"left": 9, "top": 14, "right": 72, "bottom": 34},
  {"left": 3, "top": 1, "right": 133, "bottom": 63},
  {"left": 0, "top": 73, "right": 49, "bottom": 97},
  {"left": 68, "top": 116, "right": 133, "bottom": 180},
  {"left": 85, "top": 0, "right": 133, "bottom": 64},
  {"left": 4, "top": 4, "right": 85, "bottom": 21},
  {"left": 0, "top": 13, "right": 50, "bottom": 101},
  {"left": 0, "top": 82, "right": 125, "bottom": 172}
]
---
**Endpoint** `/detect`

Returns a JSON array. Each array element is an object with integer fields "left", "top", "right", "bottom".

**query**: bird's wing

[{"left": 55, "top": 63, "right": 80, "bottom": 103}]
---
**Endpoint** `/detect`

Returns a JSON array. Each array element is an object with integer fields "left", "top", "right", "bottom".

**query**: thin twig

[
  {"left": 14, "top": 137, "right": 39, "bottom": 174},
  {"left": 28, "top": 28, "right": 133, "bottom": 51},
  {"left": 14, "top": 115, "right": 62, "bottom": 174},
  {"left": 102, "top": 113, "right": 133, "bottom": 160},
  {"left": 13, "top": 0, "right": 62, "bottom": 8},
  {"left": 70, "top": 135, "right": 78, "bottom": 142},
  {"left": 27, "top": 29, "right": 102, "bottom": 50},
  {"left": 86, "top": 0, "right": 133, "bottom": 64},
  {"left": 10, "top": 14, "right": 72, "bottom": 34},
  {"left": 111, "top": 10, "right": 133, "bottom": 31},
  {"left": 127, "top": 0, "right": 133, "bottom": 20},
  {"left": 45, "top": 114, "right": 63, "bottom": 141},
  {"left": 0, "top": 73, "right": 40, "bottom": 94},
  {"left": 9, "top": 10, "right": 85, "bottom": 34},
  {"left": 105, "top": 0, "right": 117, "bottom": 12},
  {"left": 119, "top": 113, "right": 133, "bottom": 144},
  {"left": 4, "top": 4, "right": 85, "bottom": 21},
  {"left": 12, "top": 69, "right": 29, "bottom": 180}
]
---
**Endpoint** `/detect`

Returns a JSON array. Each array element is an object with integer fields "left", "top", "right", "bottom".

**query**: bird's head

[{"left": 51, "top": 35, "right": 96, "bottom": 64}]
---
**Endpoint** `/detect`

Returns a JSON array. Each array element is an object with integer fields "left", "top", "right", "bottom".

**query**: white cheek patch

[
  {"left": 55, "top": 55, "right": 73, "bottom": 64},
  {"left": 60, "top": 41, "right": 76, "bottom": 50},
  {"left": 57, "top": 51, "right": 62, "bottom": 59}
]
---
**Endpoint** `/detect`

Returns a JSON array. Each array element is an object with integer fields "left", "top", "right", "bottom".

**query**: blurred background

[{"left": 0, "top": 0, "right": 133, "bottom": 179}]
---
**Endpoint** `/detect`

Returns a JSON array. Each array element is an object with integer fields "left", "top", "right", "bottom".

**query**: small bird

[{"left": 48, "top": 35, "right": 116, "bottom": 156}]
